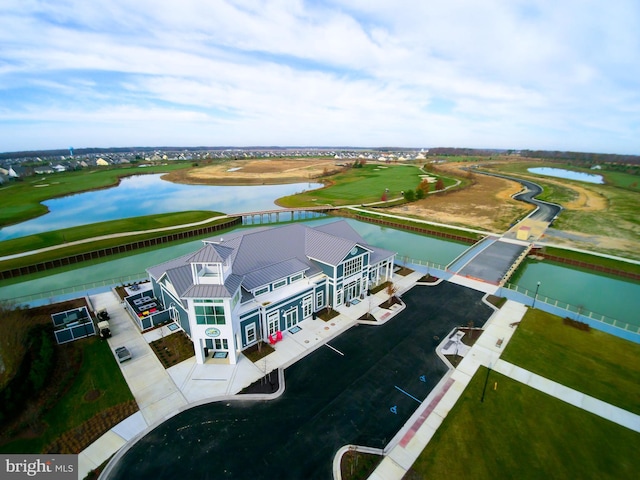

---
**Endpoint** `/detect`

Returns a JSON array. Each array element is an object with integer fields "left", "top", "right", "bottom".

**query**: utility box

[{"left": 517, "top": 226, "right": 531, "bottom": 241}]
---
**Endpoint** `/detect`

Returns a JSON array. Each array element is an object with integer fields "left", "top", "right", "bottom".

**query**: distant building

[{"left": 146, "top": 221, "right": 396, "bottom": 364}]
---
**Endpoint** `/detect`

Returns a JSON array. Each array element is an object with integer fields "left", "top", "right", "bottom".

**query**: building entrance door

[
  {"left": 284, "top": 308, "right": 298, "bottom": 329},
  {"left": 345, "top": 280, "right": 360, "bottom": 302}
]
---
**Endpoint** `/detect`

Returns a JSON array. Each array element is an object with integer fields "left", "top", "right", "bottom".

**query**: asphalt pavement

[{"left": 103, "top": 283, "right": 493, "bottom": 480}]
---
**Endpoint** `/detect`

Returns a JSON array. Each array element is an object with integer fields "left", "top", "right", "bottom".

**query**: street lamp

[{"left": 532, "top": 281, "right": 541, "bottom": 309}]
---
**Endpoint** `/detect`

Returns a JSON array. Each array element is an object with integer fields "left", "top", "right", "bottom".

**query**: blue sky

[{"left": 1, "top": 0, "right": 639, "bottom": 154}]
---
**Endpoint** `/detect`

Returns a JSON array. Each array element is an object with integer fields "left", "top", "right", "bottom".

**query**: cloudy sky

[{"left": 1, "top": 0, "right": 639, "bottom": 154}]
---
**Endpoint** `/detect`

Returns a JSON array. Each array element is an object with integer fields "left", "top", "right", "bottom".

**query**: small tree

[
  {"left": 404, "top": 189, "right": 416, "bottom": 201},
  {"left": 386, "top": 282, "right": 398, "bottom": 297},
  {"left": 418, "top": 179, "right": 430, "bottom": 196},
  {"left": 435, "top": 178, "right": 445, "bottom": 191}
]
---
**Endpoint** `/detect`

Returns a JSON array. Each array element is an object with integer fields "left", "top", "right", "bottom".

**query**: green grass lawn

[
  {"left": 405, "top": 368, "right": 640, "bottom": 480},
  {"left": 0, "top": 163, "right": 191, "bottom": 228},
  {"left": 277, "top": 164, "right": 432, "bottom": 207},
  {"left": 0, "top": 210, "right": 221, "bottom": 257},
  {"left": 0, "top": 337, "right": 134, "bottom": 454},
  {"left": 501, "top": 309, "right": 640, "bottom": 415},
  {"left": 536, "top": 246, "right": 640, "bottom": 276}
]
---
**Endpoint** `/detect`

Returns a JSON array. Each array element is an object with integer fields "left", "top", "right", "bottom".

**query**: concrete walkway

[{"left": 78, "top": 270, "right": 423, "bottom": 478}]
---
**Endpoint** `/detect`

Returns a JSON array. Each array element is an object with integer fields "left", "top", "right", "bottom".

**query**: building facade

[{"left": 147, "top": 221, "right": 395, "bottom": 364}]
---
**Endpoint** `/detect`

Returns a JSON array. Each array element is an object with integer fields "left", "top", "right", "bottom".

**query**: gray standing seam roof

[
  {"left": 242, "top": 257, "right": 310, "bottom": 291},
  {"left": 147, "top": 220, "right": 396, "bottom": 301}
]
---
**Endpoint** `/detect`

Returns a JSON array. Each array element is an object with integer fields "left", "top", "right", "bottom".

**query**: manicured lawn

[
  {"left": 0, "top": 164, "right": 191, "bottom": 228},
  {"left": 537, "top": 246, "right": 640, "bottom": 276},
  {"left": 277, "top": 164, "right": 434, "bottom": 207},
  {"left": 0, "top": 210, "right": 221, "bottom": 257},
  {"left": 501, "top": 309, "right": 640, "bottom": 415},
  {"left": 405, "top": 368, "right": 640, "bottom": 480},
  {"left": 0, "top": 337, "right": 134, "bottom": 454}
]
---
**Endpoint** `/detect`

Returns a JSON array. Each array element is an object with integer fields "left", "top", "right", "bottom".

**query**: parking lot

[{"left": 105, "top": 283, "right": 493, "bottom": 480}]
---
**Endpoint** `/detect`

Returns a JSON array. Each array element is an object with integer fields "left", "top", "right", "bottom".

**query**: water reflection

[{"left": 0, "top": 175, "right": 322, "bottom": 240}]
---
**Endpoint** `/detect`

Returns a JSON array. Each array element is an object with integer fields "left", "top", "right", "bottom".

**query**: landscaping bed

[
  {"left": 418, "top": 274, "right": 439, "bottom": 283},
  {"left": 239, "top": 371, "right": 279, "bottom": 395},
  {"left": 379, "top": 295, "right": 402, "bottom": 309},
  {"left": 340, "top": 450, "right": 383, "bottom": 480},
  {"left": 317, "top": 307, "right": 340, "bottom": 322},
  {"left": 149, "top": 331, "right": 195, "bottom": 368},
  {"left": 241, "top": 342, "right": 275, "bottom": 363}
]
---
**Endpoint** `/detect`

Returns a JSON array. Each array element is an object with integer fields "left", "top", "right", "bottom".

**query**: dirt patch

[
  {"left": 163, "top": 157, "right": 339, "bottom": 185},
  {"left": 390, "top": 164, "right": 532, "bottom": 232},
  {"left": 83, "top": 389, "right": 102, "bottom": 402}
]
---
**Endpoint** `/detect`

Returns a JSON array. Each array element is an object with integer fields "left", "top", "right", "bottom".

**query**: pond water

[
  {"left": 0, "top": 216, "right": 638, "bottom": 327},
  {"left": 528, "top": 167, "right": 604, "bottom": 184},
  {"left": 511, "top": 261, "right": 640, "bottom": 327},
  {"left": 0, "top": 174, "right": 322, "bottom": 241},
  {"left": 0, "top": 218, "right": 467, "bottom": 302}
]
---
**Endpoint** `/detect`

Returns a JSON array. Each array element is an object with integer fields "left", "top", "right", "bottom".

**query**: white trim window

[
  {"left": 316, "top": 290, "right": 324, "bottom": 309},
  {"left": 267, "top": 311, "right": 279, "bottom": 336},
  {"left": 245, "top": 323, "right": 257, "bottom": 345},
  {"left": 303, "top": 295, "right": 313, "bottom": 318},
  {"left": 343, "top": 256, "right": 363, "bottom": 278},
  {"left": 254, "top": 285, "right": 269, "bottom": 296}
]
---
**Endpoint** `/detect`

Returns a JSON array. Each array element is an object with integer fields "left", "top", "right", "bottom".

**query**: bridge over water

[
  {"left": 229, "top": 206, "right": 339, "bottom": 225},
  {"left": 444, "top": 171, "right": 561, "bottom": 286}
]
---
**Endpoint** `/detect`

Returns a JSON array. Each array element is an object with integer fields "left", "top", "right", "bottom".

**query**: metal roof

[
  {"left": 243, "top": 257, "right": 309, "bottom": 291},
  {"left": 147, "top": 220, "right": 396, "bottom": 301},
  {"left": 186, "top": 244, "right": 225, "bottom": 263},
  {"left": 182, "top": 273, "right": 243, "bottom": 299}
]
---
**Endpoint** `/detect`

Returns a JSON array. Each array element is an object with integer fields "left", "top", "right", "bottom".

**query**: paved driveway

[{"left": 105, "top": 283, "right": 493, "bottom": 480}]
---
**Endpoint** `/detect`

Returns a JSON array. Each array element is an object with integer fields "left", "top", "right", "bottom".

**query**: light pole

[{"left": 532, "top": 281, "right": 541, "bottom": 309}]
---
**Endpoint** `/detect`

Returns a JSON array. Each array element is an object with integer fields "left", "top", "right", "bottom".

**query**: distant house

[
  {"left": 146, "top": 221, "right": 396, "bottom": 364},
  {"left": 8, "top": 165, "right": 33, "bottom": 178},
  {"left": 96, "top": 158, "right": 109, "bottom": 166}
]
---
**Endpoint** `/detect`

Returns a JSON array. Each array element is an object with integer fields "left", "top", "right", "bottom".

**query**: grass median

[
  {"left": 405, "top": 367, "right": 640, "bottom": 479},
  {"left": 501, "top": 308, "right": 640, "bottom": 415},
  {"left": 0, "top": 212, "right": 231, "bottom": 276}
]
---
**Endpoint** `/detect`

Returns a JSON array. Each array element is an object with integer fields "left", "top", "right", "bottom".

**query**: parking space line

[
  {"left": 395, "top": 385, "right": 422, "bottom": 403},
  {"left": 325, "top": 343, "right": 344, "bottom": 356}
]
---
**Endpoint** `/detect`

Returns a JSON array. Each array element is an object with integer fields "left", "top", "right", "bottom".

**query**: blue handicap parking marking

[
  {"left": 390, "top": 405, "right": 398, "bottom": 414},
  {"left": 419, "top": 375, "right": 426, "bottom": 383}
]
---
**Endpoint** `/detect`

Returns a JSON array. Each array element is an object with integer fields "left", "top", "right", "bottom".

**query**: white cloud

[{"left": 0, "top": 0, "right": 638, "bottom": 153}]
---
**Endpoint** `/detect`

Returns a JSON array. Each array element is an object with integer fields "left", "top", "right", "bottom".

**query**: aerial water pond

[
  {"left": 0, "top": 174, "right": 322, "bottom": 241},
  {"left": 528, "top": 167, "right": 604, "bottom": 184}
]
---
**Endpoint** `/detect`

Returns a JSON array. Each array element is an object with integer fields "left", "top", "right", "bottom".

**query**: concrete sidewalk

[{"left": 78, "top": 270, "right": 423, "bottom": 478}]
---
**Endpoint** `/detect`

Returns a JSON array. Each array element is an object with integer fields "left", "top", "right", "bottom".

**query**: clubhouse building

[{"left": 146, "top": 220, "right": 395, "bottom": 364}]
